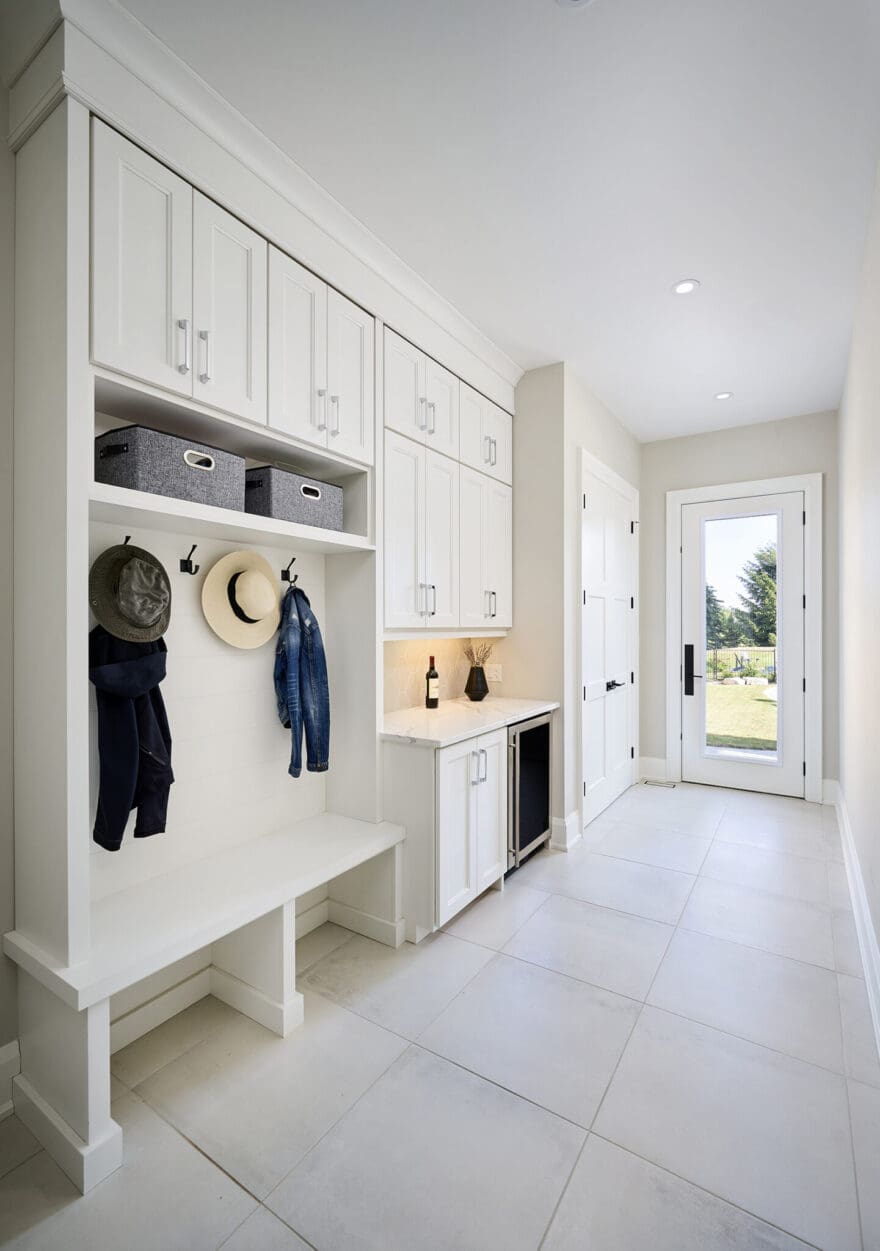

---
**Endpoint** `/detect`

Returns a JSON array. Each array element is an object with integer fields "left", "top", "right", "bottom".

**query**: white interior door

[
  {"left": 681, "top": 492, "right": 805, "bottom": 796},
  {"left": 582, "top": 456, "right": 637, "bottom": 825},
  {"left": 192, "top": 192, "right": 267, "bottom": 423},
  {"left": 327, "top": 290, "right": 374, "bottom": 465},
  {"left": 267, "top": 248, "right": 328, "bottom": 446}
]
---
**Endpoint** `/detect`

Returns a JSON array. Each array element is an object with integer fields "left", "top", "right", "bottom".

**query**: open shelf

[
  {"left": 90, "top": 481, "right": 376, "bottom": 556},
  {"left": 3, "top": 813, "right": 404, "bottom": 1010}
]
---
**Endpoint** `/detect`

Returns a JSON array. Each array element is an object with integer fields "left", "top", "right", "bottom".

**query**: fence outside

[{"left": 705, "top": 646, "right": 777, "bottom": 681}]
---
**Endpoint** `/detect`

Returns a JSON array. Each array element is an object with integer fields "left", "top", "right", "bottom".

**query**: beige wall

[
  {"left": 638, "top": 411, "right": 840, "bottom": 779},
  {"left": 838, "top": 164, "right": 880, "bottom": 942},
  {"left": 0, "top": 88, "right": 16, "bottom": 1045}
]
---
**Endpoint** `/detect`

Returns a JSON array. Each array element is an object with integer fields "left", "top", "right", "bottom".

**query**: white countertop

[{"left": 381, "top": 696, "right": 559, "bottom": 748}]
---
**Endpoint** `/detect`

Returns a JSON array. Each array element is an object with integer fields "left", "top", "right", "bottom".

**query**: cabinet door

[
  {"left": 486, "top": 479, "right": 513, "bottom": 628},
  {"left": 436, "top": 739, "right": 479, "bottom": 926},
  {"left": 327, "top": 289, "right": 375, "bottom": 465},
  {"left": 268, "top": 248, "right": 328, "bottom": 447},
  {"left": 459, "top": 465, "right": 490, "bottom": 629},
  {"left": 425, "top": 359, "right": 459, "bottom": 459},
  {"left": 459, "top": 382, "right": 491, "bottom": 473},
  {"left": 475, "top": 729, "right": 508, "bottom": 892},
  {"left": 384, "top": 329, "right": 426, "bottom": 442},
  {"left": 484, "top": 403, "right": 513, "bottom": 485},
  {"left": 192, "top": 192, "right": 267, "bottom": 423},
  {"left": 384, "top": 431, "right": 426, "bottom": 628},
  {"left": 425, "top": 451, "right": 460, "bottom": 628},
  {"left": 92, "top": 120, "right": 193, "bottom": 395}
]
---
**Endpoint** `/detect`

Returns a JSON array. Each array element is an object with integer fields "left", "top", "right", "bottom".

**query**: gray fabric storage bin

[
  {"left": 95, "top": 426, "right": 245, "bottom": 511},
  {"left": 245, "top": 466, "right": 343, "bottom": 532}
]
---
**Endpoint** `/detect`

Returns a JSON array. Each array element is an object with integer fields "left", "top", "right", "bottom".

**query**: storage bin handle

[
  {"left": 300, "top": 483, "right": 322, "bottom": 500},
  {"left": 99, "top": 443, "right": 128, "bottom": 459},
  {"left": 183, "top": 449, "right": 215, "bottom": 472}
]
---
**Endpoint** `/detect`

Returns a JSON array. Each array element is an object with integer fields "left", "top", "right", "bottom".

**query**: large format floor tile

[
  {"left": 419, "top": 954, "right": 639, "bottom": 1127},
  {"left": 0, "top": 1094, "right": 256, "bottom": 1250},
  {"left": 219, "top": 1206, "right": 310, "bottom": 1250},
  {"left": 592, "top": 820, "right": 712, "bottom": 874},
  {"left": 648, "top": 927, "right": 844, "bottom": 1072},
  {"left": 832, "top": 909, "right": 865, "bottom": 976},
  {"left": 680, "top": 875, "right": 835, "bottom": 968},
  {"left": 504, "top": 894, "right": 673, "bottom": 1000},
  {"left": 594, "top": 1008, "right": 861, "bottom": 1251},
  {"left": 267, "top": 1046, "right": 585, "bottom": 1251},
  {"left": 849, "top": 1078, "right": 880, "bottom": 1251},
  {"left": 295, "top": 921, "right": 353, "bottom": 973},
  {"left": 601, "top": 792, "right": 724, "bottom": 838},
  {"left": 544, "top": 1134, "right": 811, "bottom": 1251},
  {"left": 112, "top": 994, "right": 240, "bottom": 1088},
  {"left": 300, "top": 930, "right": 493, "bottom": 1039},
  {"left": 714, "top": 812, "right": 826, "bottom": 861},
  {"left": 441, "top": 881, "right": 549, "bottom": 950},
  {"left": 0, "top": 1117, "right": 40, "bottom": 1182},
  {"left": 700, "top": 840, "right": 830, "bottom": 908},
  {"left": 524, "top": 849, "right": 695, "bottom": 924},
  {"left": 135, "top": 991, "right": 407, "bottom": 1198},
  {"left": 839, "top": 973, "right": 880, "bottom": 1087}
]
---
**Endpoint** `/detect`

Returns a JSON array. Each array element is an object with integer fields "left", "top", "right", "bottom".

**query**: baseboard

[
  {"left": 295, "top": 898, "right": 330, "bottom": 940},
  {"left": 822, "top": 778, "right": 840, "bottom": 805},
  {"left": 327, "top": 899, "right": 405, "bottom": 949},
  {"left": 639, "top": 757, "right": 667, "bottom": 782},
  {"left": 12, "top": 1074, "right": 123, "bottom": 1193},
  {"left": 110, "top": 967, "right": 211, "bottom": 1054},
  {"left": 0, "top": 1038, "right": 21, "bottom": 1121},
  {"left": 837, "top": 791, "right": 880, "bottom": 1062},
  {"left": 209, "top": 966, "right": 304, "bottom": 1037},
  {"left": 550, "top": 811, "right": 581, "bottom": 852}
]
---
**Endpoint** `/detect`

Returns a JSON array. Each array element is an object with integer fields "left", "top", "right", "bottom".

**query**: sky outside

[{"left": 705, "top": 512, "right": 777, "bottom": 609}]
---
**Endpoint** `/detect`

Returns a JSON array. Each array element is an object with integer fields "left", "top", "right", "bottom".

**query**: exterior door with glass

[{"left": 681, "top": 492, "right": 805, "bottom": 796}]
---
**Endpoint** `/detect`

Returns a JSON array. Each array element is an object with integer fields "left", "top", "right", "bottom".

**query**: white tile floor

[{"left": 1, "top": 783, "right": 877, "bottom": 1250}]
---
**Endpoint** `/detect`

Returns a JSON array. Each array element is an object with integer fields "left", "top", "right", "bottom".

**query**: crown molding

[{"left": 8, "top": 0, "right": 522, "bottom": 403}]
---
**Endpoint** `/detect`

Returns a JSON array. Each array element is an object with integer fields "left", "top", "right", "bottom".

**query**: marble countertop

[{"left": 381, "top": 696, "right": 559, "bottom": 748}]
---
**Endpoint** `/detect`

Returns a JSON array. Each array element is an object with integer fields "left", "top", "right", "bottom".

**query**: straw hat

[
  {"left": 201, "top": 550, "right": 280, "bottom": 649},
  {"left": 89, "top": 543, "right": 172, "bottom": 643}
]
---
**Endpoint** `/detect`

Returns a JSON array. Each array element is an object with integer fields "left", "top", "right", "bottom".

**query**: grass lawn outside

[{"left": 705, "top": 682, "right": 778, "bottom": 751}]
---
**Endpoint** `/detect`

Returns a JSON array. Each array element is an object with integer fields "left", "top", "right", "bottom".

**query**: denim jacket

[{"left": 274, "top": 586, "right": 330, "bottom": 777}]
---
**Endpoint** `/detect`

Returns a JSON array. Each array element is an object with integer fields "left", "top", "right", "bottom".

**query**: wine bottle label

[{"left": 428, "top": 678, "right": 439, "bottom": 699}]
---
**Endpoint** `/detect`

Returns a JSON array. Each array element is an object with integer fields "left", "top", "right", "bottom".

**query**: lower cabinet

[{"left": 436, "top": 729, "right": 508, "bottom": 926}]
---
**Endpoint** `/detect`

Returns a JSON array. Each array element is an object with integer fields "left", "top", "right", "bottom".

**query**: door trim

[
  {"left": 665, "top": 474, "right": 823, "bottom": 801},
  {"left": 580, "top": 450, "right": 640, "bottom": 831}
]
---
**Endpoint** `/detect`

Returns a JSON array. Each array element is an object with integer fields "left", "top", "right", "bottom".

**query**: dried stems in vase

[{"left": 463, "top": 640, "right": 494, "bottom": 667}]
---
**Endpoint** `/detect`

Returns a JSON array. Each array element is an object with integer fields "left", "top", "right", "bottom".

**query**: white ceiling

[{"left": 116, "top": 0, "right": 880, "bottom": 441}]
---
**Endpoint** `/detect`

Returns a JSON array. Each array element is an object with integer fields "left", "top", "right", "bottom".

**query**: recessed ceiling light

[
  {"left": 673, "top": 278, "right": 701, "bottom": 295},
  {"left": 715, "top": 392, "right": 733, "bottom": 401}
]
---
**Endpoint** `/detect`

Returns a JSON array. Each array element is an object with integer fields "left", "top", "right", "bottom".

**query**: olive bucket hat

[{"left": 89, "top": 542, "right": 172, "bottom": 643}]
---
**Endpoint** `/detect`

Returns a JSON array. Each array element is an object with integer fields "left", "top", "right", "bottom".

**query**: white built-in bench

[{"left": 2, "top": 813, "right": 405, "bottom": 1190}]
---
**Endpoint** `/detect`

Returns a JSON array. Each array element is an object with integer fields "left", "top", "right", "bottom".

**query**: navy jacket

[{"left": 89, "top": 626, "right": 174, "bottom": 851}]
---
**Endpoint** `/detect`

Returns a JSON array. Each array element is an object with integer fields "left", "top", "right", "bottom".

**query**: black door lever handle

[{"left": 605, "top": 680, "right": 625, "bottom": 691}]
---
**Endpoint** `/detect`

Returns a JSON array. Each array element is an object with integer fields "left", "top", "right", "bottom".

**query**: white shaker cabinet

[
  {"left": 460, "top": 382, "right": 513, "bottom": 485},
  {"left": 192, "top": 192, "right": 267, "bottom": 423},
  {"left": 384, "top": 328, "right": 459, "bottom": 459},
  {"left": 326, "top": 288, "right": 375, "bottom": 465},
  {"left": 460, "top": 466, "right": 513, "bottom": 629},
  {"left": 92, "top": 120, "right": 193, "bottom": 396},
  {"left": 384, "top": 431, "right": 460, "bottom": 628},
  {"left": 436, "top": 728, "right": 508, "bottom": 926}
]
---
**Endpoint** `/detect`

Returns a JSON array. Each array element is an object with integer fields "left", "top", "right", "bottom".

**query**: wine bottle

[{"left": 426, "top": 655, "right": 439, "bottom": 709}]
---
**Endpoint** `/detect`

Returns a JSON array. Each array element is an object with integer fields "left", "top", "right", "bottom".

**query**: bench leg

[
  {"left": 210, "top": 901, "right": 304, "bottom": 1037},
  {"left": 328, "top": 843, "right": 405, "bottom": 948},
  {"left": 15, "top": 971, "right": 123, "bottom": 1193}
]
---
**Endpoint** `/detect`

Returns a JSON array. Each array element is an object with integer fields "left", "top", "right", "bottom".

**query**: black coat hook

[
  {"left": 179, "top": 544, "right": 200, "bottom": 575},
  {"left": 123, "top": 535, "right": 131, "bottom": 545},
  {"left": 281, "top": 556, "right": 298, "bottom": 585}
]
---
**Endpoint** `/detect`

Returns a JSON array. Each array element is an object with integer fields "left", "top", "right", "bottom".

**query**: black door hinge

[
  {"left": 803, "top": 678, "right": 806, "bottom": 693},
  {"left": 583, "top": 685, "right": 586, "bottom": 701},
  {"left": 583, "top": 589, "right": 586, "bottom": 605},
  {"left": 630, "top": 596, "right": 635, "bottom": 609},
  {"left": 583, "top": 493, "right": 587, "bottom": 509},
  {"left": 803, "top": 761, "right": 806, "bottom": 777},
  {"left": 630, "top": 747, "right": 635, "bottom": 759},
  {"left": 630, "top": 521, "right": 635, "bottom": 534},
  {"left": 803, "top": 510, "right": 806, "bottom": 526},
  {"left": 803, "top": 594, "right": 806, "bottom": 610},
  {"left": 583, "top": 781, "right": 587, "bottom": 797},
  {"left": 631, "top": 671, "right": 635, "bottom": 684}
]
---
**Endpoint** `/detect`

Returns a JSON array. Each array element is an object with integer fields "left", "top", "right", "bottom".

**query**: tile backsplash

[{"left": 384, "top": 639, "right": 501, "bottom": 711}]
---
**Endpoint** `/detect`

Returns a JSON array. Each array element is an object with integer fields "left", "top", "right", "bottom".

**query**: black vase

[{"left": 465, "top": 665, "right": 489, "bottom": 702}]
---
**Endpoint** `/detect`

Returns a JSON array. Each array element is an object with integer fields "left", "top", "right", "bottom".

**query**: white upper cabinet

[
  {"left": 192, "top": 192, "right": 267, "bottom": 424},
  {"left": 327, "top": 289, "right": 375, "bottom": 465},
  {"left": 460, "top": 382, "right": 512, "bottom": 485},
  {"left": 92, "top": 120, "right": 193, "bottom": 396},
  {"left": 384, "top": 328, "right": 459, "bottom": 459},
  {"left": 268, "top": 249, "right": 328, "bottom": 448},
  {"left": 384, "top": 430, "right": 426, "bottom": 629},
  {"left": 384, "top": 330, "right": 426, "bottom": 442},
  {"left": 425, "top": 450, "right": 460, "bottom": 628},
  {"left": 459, "top": 466, "right": 512, "bottom": 630}
]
